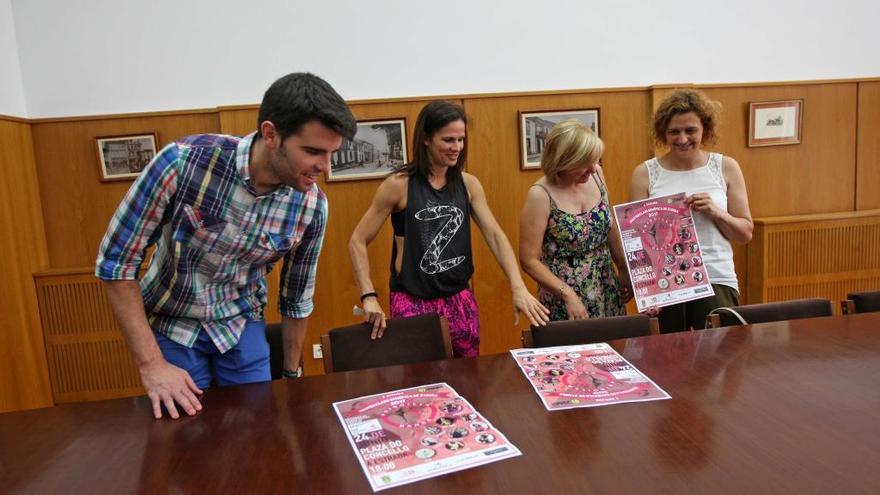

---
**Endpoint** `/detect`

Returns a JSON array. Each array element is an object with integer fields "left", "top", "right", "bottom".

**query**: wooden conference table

[{"left": 2, "top": 313, "right": 880, "bottom": 494}]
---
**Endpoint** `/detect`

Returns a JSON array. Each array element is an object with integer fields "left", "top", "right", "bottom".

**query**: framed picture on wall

[
  {"left": 96, "top": 133, "right": 159, "bottom": 181},
  {"left": 519, "top": 108, "right": 600, "bottom": 169},
  {"left": 326, "top": 119, "right": 407, "bottom": 182},
  {"left": 748, "top": 99, "right": 803, "bottom": 147}
]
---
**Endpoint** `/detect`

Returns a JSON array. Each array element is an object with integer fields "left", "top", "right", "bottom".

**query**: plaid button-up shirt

[{"left": 96, "top": 132, "right": 327, "bottom": 353}]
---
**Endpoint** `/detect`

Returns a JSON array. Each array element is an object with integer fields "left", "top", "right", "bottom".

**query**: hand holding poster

[
  {"left": 333, "top": 383, "right": 520, "bottom": 491},
  {"left": 614, "top": 192, "right": 714, "bottom": 311}
]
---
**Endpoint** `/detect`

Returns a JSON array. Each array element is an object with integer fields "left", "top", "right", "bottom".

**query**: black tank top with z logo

[{"left": 390, "top": 173, "right": 474, "bottom": 299}]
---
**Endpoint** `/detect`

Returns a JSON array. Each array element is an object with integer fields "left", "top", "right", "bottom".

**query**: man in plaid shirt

[{"left": 96, "top": 73, "right": 356, "bottom": 419}]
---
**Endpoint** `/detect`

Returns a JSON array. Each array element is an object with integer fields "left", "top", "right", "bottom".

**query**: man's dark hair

[{"left": 256, "top": 72, "right": 356, "bottom": 141}]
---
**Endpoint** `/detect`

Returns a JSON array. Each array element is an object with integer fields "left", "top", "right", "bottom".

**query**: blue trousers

[{"left": 155, "top": 320, "right": 271, "bottom": 388}]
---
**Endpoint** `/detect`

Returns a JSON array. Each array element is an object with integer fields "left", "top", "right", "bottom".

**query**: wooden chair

[
  {"left": 841, "top": 290, "right": 880, "bottom": 315},
  {"left": 265, "top": 322, "right": 284, "bottom": 379},
  {"left": 521, "top": 314, "right": 659, "bottom": 348},
  {"left": 321, "top": 313, "right": 453, "bottom": 373},
  {"left": 706, "top": 298, "right": 833, "bottom": 328}
]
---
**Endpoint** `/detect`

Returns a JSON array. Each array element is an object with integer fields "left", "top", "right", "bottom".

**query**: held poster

[
  {"left": 333, "top": 383, "right": 521, "bottom": 491},
  {"left": 614, "top": 192, "right": 714, "bottom": 311},
  {"left": 511, "top": 343, "right": 671, "bottom": 411}
]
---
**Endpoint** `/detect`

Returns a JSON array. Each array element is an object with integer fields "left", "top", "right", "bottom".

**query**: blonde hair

[{"left": 540, "top": 119, "right": 604, "bottom": 182}]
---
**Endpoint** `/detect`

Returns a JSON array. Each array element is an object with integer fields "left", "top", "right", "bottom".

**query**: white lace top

[{"left": 644, "top": 152, "right": 738, "bottom": 292}]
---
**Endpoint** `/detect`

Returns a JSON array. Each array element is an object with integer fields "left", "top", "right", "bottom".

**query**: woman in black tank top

[{"left": 349, "top": 101, "right": 549, "bottom": 357}]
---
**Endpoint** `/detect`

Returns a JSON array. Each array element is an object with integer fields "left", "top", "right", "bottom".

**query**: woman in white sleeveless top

[{"left": 629, "top": 89, "right": 753, "bottom": 332}]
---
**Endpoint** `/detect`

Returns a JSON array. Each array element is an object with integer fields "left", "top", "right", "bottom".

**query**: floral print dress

[{"left": 535, "top": 177, "right": 625, "bottom": 321}]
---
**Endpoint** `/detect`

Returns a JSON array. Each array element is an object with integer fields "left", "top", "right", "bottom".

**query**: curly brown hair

[{"left": 652, "top": 89, "right": 721, "bottom": 147}]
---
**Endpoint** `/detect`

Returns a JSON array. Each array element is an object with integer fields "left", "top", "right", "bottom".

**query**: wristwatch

[{"left": 282, "top": 366, "right": 303, "bottom": 378}]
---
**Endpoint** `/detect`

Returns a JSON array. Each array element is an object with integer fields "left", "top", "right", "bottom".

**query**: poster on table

[
  {"left": 333, "top": 382, "right": 521, "bottom": 491},
  {"left": 511, "top": 343, "right": 671, "bottom": 411},
  {"left": 614, "top": 192, "right": 714, "bottom": 312}
]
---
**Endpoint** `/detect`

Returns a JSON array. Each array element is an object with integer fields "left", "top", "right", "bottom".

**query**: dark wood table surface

[{"left": 3, "top": 313, "right": 880, "bottom": 494}]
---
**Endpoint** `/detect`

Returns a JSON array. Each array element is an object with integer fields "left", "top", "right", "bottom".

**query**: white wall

[
  {"left": 0, "top": 0, "right": 27, "bottom": 116},
  {"left": 10, "top": 0, "right": 880, "bottom": 118}
]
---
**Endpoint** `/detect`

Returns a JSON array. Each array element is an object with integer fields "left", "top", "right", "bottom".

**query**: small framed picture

[
  {"left": 327, "top": 119, "right": 407, "bottom": 182},
  {"left": 96, "top": 133, "right": 159, "bottom": 181},
  {"left": 519, "top": 109, "right": 600, "bottom": 169},
  {"left": 748, "top": 99, "right": 803, "bottom": 147}
]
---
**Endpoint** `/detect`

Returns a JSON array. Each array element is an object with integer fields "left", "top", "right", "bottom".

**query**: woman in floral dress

[{"left": 519, "top": 119, "right": 631, "bottom": 320}]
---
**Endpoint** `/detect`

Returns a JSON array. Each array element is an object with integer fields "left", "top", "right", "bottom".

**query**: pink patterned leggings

[{"left": 389, "top": 288, "right": 480, "bottom": 357}]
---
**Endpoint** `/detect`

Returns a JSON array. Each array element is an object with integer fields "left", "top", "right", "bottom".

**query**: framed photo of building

[
  {"left": 327, "top": 119, "right": 407, "bottom": 182},
  {"left": 96, "top": 133, "right": 158, "bottom": 182},
  {"left": 519, "top": 109, "right": 600, "bottom": 170},
  {"left": 748, "top": 99, "right": 803, "bottom": 147}
]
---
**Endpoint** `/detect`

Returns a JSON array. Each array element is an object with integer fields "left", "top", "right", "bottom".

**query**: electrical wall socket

[{"left": 312, "top": 344, "right": 323, "bottom": 359}]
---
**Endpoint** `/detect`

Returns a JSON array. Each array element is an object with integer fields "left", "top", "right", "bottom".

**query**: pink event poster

[
  {"left": 333, "top": 383, "right": 521, "bottom": 492},
  {"left": 614, "top": 192, "right": 714, "bottom": 311},
  {"left": 511, "top": 343, "right": 671, "bottom": 411}
]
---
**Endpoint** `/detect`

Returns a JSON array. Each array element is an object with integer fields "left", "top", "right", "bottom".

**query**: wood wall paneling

[
  {"left": 699, "top": 83, "right": 858, "bottom": 218},
  {"left": 217, "top": 107, "right": 258, "bottom": 139},
  {"left": 648, "top": 83, "right": 858, "bottom": 217},
  {"left": 857, "top": 82, "right": 880, "bottom": 210},
  {"left": 705, "top": 83, "right": 859, "bottom": 302},
  {"left": 31, "top": 113, "right": 221, "bottom": 269},
  {"left": 0, "top": 118, "right": 53, "bottom": 412}
]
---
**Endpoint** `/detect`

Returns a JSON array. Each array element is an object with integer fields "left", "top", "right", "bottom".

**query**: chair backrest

[
  {"left": 707, "top": 298, "right": 833, "bottom": 328},
  {"left": 521, "top": 314, "right": 658, "bottom": 348},
  {"left": 321, "top": 313, "right": 453, "bottom": 373},
  {"left": 265, "top": 323, "right": 284, "bottom": 380},
  {"left": 841, "top": 290, "right": 880, "bottom": 315}
]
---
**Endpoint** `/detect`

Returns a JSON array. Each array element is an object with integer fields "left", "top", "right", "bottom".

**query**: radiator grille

[
  {"left": 767, "top": 223, "right": 880, "bottom": 278},
  {"left": 35, "top": 271, "right": 143, "bottom": 403},
  {"left": 749, "top": 212, "right": 880, "bottom": 308}
]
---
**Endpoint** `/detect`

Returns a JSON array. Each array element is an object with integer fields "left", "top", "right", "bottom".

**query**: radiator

[
  {"left": 746, "top": 210, "right": 880, "bottom": 308},
  {"left": 34, "top": 270, "right": 142, "bottom": 403}
]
